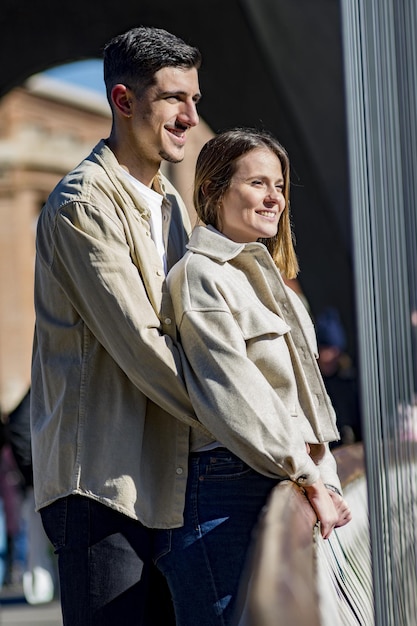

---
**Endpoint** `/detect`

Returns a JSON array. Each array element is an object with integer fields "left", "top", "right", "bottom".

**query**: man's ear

[{"left": 111, "top": 84, "right": 133, "bottom": 118}]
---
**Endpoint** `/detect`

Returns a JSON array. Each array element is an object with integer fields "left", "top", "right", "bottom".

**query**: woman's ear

[
  {"left": 111, "top": 84, "right": 133, "bottom": 118},
  {"left": 201, "top": 181, "right": 212, "bottom": 197}
]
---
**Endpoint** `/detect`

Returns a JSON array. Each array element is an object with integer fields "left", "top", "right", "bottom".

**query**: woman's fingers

[{"left": 326, "top": 490, "right": 352, "bottom": 527}]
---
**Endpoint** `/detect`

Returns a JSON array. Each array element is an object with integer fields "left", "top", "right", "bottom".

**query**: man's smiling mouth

[{"left": 166, "top": 124, "right": 188, "bottom": 144}]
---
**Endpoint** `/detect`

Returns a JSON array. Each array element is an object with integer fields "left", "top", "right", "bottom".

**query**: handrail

[{"left": 235, "top": 443, "right": 370, "bottom": 626}]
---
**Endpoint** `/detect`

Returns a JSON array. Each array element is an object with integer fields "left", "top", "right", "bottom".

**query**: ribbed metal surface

[{"left": 340, "top": 1, "right": 417, "bottom": 624}]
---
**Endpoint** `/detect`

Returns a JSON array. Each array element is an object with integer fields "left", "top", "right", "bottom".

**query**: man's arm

[{"left": 36, "top": 198, "right": 207, "bottom": 431}]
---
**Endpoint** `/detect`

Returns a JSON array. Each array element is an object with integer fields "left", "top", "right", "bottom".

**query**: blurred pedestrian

[
  {"left": 8, "top": 390, "right": 55, "bottom": 604},
  {"left": 316, "top": 307, "right": 362, "bottom": 445}
]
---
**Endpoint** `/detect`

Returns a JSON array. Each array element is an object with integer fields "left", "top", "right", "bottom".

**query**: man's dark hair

[{"left": 103, "top": 26, "right": 202, "bottom": 101}]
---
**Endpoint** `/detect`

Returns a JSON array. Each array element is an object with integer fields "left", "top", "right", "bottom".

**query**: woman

[{"left": 155, "top": 128, "right": 351, "bottom": 626}]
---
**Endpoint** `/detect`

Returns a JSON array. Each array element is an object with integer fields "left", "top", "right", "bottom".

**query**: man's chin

[{"left": 159, "top": 149, "right": 185, "bottom": 164}]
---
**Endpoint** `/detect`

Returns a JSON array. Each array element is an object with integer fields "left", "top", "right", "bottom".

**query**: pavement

[{"left": 0, "top": 583, "right": 62, "bottom": 626}]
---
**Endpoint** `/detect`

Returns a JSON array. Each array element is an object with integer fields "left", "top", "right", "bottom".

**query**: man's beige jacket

[{"left": 31, "top": 140, "right": 208, "bottom": 529}]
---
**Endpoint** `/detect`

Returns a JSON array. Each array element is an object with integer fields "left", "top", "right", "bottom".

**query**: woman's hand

[
  {"left": 326, "top": 489, "right": 352, "bottom": 528},
  {"left": 303, "top": 479, "right": 340, "bottom": 539}
]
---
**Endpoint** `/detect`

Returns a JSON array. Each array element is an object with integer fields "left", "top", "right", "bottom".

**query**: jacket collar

[
  {"left": 187, "top": 225, "right": 267, "bottom": 262},
  {"left": 92, "top": 140, "right": 167, "bottom": 215}
]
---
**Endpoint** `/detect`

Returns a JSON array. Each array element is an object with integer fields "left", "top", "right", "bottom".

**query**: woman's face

[{"left": 218, "top": 148, "right": 286, "bottom": 243}]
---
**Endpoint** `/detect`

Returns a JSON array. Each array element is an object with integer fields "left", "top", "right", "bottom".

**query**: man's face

[{"left": 130, "top": 66, "right": 201, "bottom": 168}]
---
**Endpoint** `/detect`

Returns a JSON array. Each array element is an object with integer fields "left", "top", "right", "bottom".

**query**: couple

[{"left": 31, "top": 26, "right": 351, "bottom": 626}]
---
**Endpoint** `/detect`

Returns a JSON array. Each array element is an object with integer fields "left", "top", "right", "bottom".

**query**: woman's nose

[{"left": 265, "top": 188, "right": 280, "bottom": 203}]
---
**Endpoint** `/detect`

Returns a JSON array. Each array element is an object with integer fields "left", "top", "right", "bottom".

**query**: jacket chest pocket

[
  {"left": 235, "top": 304, "right": 296, "bottom": 394},
  {"left": 235, "top": 305, "right": 291, "bottom": 341}
]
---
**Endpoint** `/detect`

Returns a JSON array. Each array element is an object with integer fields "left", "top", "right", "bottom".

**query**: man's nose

[{"left": 179, "top": 101, "right": 199, "bottom": 128}]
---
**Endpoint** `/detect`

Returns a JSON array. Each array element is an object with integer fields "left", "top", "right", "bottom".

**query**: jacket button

[
  {"left": 164, "top": 318, "right": 172, "bottom": 325},
  {"left": 176, "top": 467, "right": 183, "bottom": 475}
]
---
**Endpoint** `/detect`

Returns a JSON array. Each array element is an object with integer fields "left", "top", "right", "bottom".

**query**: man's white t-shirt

[{"left": 121, "top": 169, "right": 167, "bottom": 273}]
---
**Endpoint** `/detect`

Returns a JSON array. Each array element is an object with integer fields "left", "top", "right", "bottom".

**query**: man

[{"left": 31, "top": 26, "right": 208, "bottom": 625}]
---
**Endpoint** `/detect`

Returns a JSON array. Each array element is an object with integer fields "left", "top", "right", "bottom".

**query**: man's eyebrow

[{"left": 158, "top": 89, "right": 202, "bottom": 101}]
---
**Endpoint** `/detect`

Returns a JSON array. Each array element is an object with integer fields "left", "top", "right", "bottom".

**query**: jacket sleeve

[
  {"left": 308, "top": 444, "right": 342, "bottom": 494},
  {"left": 36, "top": 198, "right": 208, "bottom": 432},
  {"left": 169, "top": 267, "right": 321, "bottom": 484}
]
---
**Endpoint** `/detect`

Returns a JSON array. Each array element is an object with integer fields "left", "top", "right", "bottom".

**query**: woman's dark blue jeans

[
  {"left": 154, "top": 449, "right": 279, "bottom": 626},
  {"left": 40, "top": 494, "right": 175, "bottom": 626}
]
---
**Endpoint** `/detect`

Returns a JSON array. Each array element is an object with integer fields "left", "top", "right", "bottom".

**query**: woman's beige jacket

[{"left": 167, "top": 225, "right": 342, "bottom": 490}]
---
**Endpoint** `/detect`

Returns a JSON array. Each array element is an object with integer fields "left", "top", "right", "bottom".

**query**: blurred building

[{"left": 0, "top": 74, "right": 213, "bottom": 414}]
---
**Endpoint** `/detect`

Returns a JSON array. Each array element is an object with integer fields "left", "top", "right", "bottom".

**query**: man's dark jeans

[{"left": 41, "top": 495, "right": 174, "bottom": 626}]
